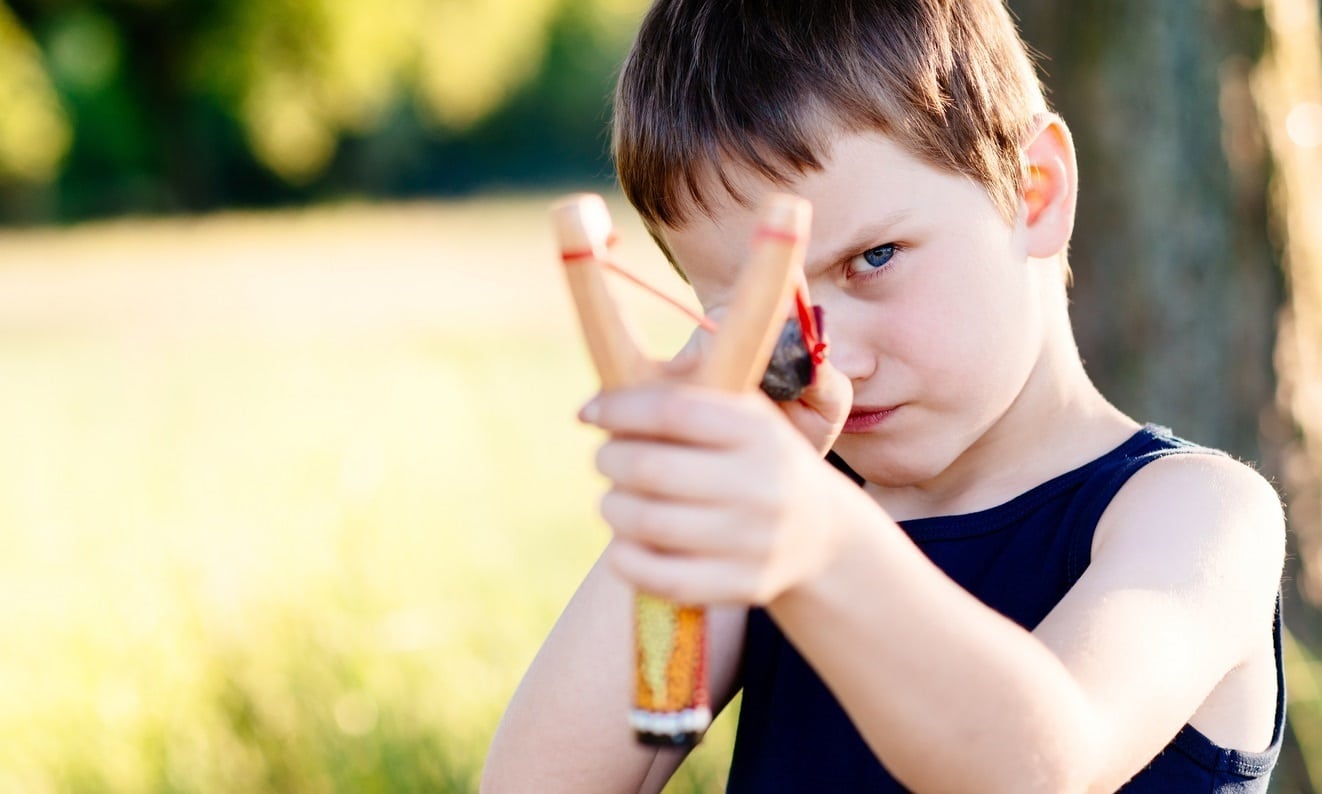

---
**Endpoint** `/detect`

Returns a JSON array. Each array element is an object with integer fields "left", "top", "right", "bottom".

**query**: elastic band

[
  {"left": 602, "top": 260, "right": 719, "bottom": 333},
  {"left": 559, "top": 234, "right": 718, "bottom": 333},
  {"left": 558, "top": 234, "right": 820, "bottom": 350}
]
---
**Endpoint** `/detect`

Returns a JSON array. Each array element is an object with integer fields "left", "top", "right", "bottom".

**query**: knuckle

[
  {"left": 606, "top": 539, "right": 643, "bottom": 580},
  {"left": 593, "top": 442, "right": 616, "bottom": 478},
  {"left": 599, "top": 488, "right": 628, "bottom": 528},
  {"left": 603, "top": 491, "right": 674, "bottom": 545},
  {"left": 598, "top": 442, "right": 662, "bottom": 490},
  {"left": 605, "top": 551, "right": 632, "bottom": 585}
]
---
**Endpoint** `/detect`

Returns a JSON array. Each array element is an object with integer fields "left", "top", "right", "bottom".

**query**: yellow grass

[{"left": 0, "top": 196, "right": 736, "bottom": 792}]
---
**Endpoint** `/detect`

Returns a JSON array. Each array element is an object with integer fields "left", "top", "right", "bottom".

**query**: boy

[{"left": 484, "top": 1, "right": 1285, "bottom": 791}]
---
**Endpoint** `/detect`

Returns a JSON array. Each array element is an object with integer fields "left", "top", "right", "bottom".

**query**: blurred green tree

[
  {"left": 0, "top": 0, "right": 648, "bottom": 224},
  {"left": 0, "top": 1, "right": 69, "bottom": 184}
]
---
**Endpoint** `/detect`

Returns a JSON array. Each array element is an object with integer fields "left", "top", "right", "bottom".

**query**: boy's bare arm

[
  {"left": 481, "top": 548, "right": 747, "bottom": 794},
  {"left": 586, "top": 384, "right": 1284, "bottom": 794},
  {"left": 1032, "top": 453, "right": 1284, "bottom": 786},
  {"left": 769, "top": 452, "right": 1284, "bottom": 794}
]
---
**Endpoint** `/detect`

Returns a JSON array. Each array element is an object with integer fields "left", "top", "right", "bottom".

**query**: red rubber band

[
  {"left": 560, "top": 234, "right": 823, "bottom": 368},
  {"left": 602, "top": 260, "right": 719, "bottom": 333},
  {"left": 559, "top": 234, "right": 718, "bottom": 333}
]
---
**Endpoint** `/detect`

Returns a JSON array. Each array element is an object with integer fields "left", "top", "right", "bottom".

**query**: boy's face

[{"left": 659, "top": 131, "right": 1052, "bottom": 488}]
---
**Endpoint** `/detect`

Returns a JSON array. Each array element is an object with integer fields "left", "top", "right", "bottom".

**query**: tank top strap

[{"left": 1061, "top": 424, "right": 1223, "bottom": 583}]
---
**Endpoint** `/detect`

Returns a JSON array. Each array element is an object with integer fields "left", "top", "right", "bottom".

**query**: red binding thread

[
  {"left": 794, "top": 284, "right": 828, "bottom": 365},
  {"left": 560, "top": 233, "right": 619, "bottom": 262},
  {"left": 754, "top": 226, "right": 800, "bottom": 244}
]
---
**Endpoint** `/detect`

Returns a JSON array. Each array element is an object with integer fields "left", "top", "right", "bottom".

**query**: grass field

[
  {"left": 0, "top": 196, "right": 737, "bottom": 792},
  {"left": 11, "top": 196, "right": 1322, "bottom": 793}
]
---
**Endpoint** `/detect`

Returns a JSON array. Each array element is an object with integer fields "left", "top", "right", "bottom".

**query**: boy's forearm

[
  {"left": 483, "top": 548, "right": 749, "bottom": 794},
  {"left": 482, "top": 552, "right": 661, "bottom": 793},
  {"left": 767, "top": 496, "right": 1101, "bottom": 794}
]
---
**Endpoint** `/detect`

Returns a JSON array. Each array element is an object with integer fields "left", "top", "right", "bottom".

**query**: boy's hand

[
  {"left": 779, "top": 357, "right": 851, "bottom": 457},
  {"left": 579, "top": 383, "right": 857, "bottom": 606},
  {"left": 665, "top": 326, "right": 853, "bottom": 457}
]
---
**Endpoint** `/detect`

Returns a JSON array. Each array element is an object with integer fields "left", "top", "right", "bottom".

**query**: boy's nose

[{"left": 817, "top": 306, "right": 878, "bottom": 385}]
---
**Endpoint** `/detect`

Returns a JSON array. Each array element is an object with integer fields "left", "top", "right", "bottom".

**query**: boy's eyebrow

[{"left": 805, "top": 209, "right": 913, "bottom": 275}]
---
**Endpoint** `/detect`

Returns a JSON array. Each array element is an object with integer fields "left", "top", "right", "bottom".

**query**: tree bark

[
  {"left": 1007, "top": 0, "right": 1322, "bottom": 787},
  {"left": 1008, "top": 0, "right": 1282, "bottom": 462},
  {"left": 1258, "top": 0, "right": 1322, "bottom": 611},
  {"left": 1257, "top": 2, "right": 1322, "bottom": 785}
]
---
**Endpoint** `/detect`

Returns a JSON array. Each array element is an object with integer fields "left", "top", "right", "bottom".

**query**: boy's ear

[{"left": 1020, "top": 113, "right": 1077, "bottom": 259}]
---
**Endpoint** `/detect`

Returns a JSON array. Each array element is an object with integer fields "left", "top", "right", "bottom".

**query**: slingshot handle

[
  {"left": 551, "top": 194, "right": 708, "bottom": 745},
  {"left": 549, "top": 191, "right": 813, "bottom": 749}
]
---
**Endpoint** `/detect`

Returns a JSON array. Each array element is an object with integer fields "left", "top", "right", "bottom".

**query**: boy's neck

[{"left": 865, "top": 279, "right": 1138, "bottom": 522}]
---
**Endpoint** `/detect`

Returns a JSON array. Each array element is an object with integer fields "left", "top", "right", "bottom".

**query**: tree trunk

[
  {"left": 1258, "top": 0, "right": 1322, "bottom": 786},
  {"left": 1008, "top": 0, "right": 1282, "bottom": 461},
  {"left": 1007, "top": 1, "right": 1322, "bottom": 788}
]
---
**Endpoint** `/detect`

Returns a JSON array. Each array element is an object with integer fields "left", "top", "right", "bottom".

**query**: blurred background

[{"left": 0, "top": 0, "right": 1319, "bottom": 791}]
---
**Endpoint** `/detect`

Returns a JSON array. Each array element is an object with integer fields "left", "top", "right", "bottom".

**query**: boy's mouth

[{"left": 843, "top": 405, "right": 900, "bottom": 433}]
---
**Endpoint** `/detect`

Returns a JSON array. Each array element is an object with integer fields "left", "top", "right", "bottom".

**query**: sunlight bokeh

[{"left": 0, "top": 2, "right": 70, "bottom": 182}]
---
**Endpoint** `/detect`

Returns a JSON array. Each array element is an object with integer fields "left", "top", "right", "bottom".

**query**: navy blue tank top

[{"left": 726, "top": 424, "right": 1284, "bottom": 792}]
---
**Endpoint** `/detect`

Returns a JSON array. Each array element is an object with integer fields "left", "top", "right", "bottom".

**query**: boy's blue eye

[{"left": 848, "top": 243, "right": 897, "bottom": 276}]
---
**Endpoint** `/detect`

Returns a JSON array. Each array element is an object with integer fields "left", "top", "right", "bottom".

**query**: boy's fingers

[
  {"left": 777, "top": 359, "right": 852, "bottom": 454},
  {"left": 595, "top": 439, "right": 746, "bottom": 501},
  {"left": 607, "top": 541, "right": 767, "bottom": 606},
  {"left": 799, "top": 358, "right": 852, "bottom": 416},
  {"left": 579, "top": 384, "right": 766, "bottom": 446},
  {"left": 600, "top": 489, "right": 761, "bottom": 555}
]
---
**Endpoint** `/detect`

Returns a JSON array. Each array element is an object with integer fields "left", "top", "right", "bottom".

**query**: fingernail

[{"left": 578, "top": 397, "right": 600, "bottom": 424}]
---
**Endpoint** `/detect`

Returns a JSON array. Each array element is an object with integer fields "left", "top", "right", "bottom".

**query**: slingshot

[{"left": 550, "top": 192, "right": 816, "bottom": 745}]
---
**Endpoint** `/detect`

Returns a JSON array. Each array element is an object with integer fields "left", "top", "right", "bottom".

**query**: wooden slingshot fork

[{"left": 550, "top": 192, "right": 812, "bottom": 745}]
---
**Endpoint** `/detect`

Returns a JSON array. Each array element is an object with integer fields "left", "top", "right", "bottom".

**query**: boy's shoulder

[{"left": 1092, "top": 435, "right": 1284, "bottom": 594}]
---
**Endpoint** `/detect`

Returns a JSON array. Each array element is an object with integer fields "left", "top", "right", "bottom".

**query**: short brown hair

[{"left": 613, "top": 0, "right": 1047, "bottom": 230}]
